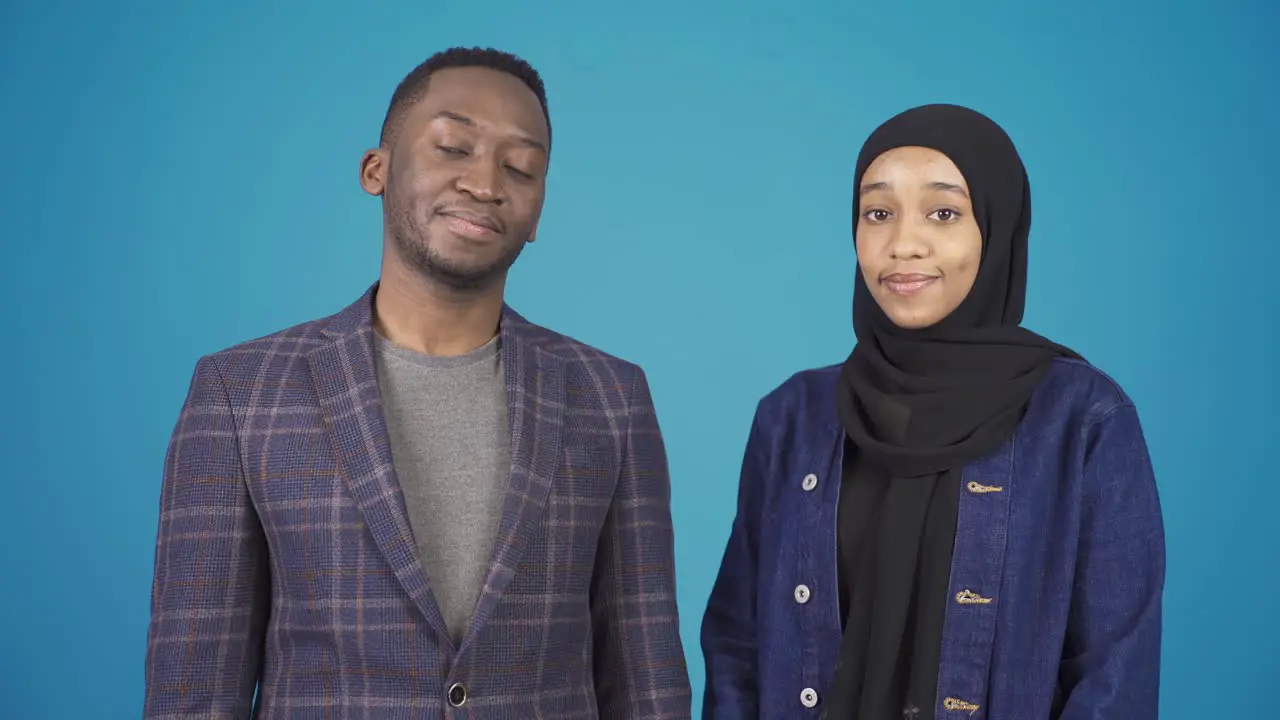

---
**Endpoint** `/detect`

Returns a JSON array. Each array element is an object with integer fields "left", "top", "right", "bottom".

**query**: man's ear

[
  {"left": 527, "top": 222, "right": 538, "bottom": 244},
  {"left": 359, "top": 149, "right": 388, "bottom": 197}
]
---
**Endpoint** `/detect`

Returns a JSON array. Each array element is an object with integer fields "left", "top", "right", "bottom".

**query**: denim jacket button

[
  {"left": 800, "top": 687, "right": 819, "bottom": 708},
  {"left": 802, "top": 473, "right": 818, "bottom": 491},
  {"left": 793, "top": 584, "right": 811, "bottom": 604}
]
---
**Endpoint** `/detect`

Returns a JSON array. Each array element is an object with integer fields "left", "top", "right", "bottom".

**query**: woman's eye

[
  {"left": 864, "top": 209, "right": 891, "bottom": 222},
  {"left": 930, "top": 209, "right": 960, "bottom": 223}
]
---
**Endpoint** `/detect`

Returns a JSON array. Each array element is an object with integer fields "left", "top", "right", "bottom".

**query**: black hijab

[{"left": 827, "top": 104, "right": 1082, "bottom": 719}]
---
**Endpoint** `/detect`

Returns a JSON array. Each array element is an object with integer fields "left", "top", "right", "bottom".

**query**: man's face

[{"left": 361, "top": 66, "right": 550, "bottom": 291}]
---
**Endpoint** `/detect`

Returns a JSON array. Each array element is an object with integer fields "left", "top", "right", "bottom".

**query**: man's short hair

[{"left": 379, "top": 47, "right": 551, "bottom": 150}]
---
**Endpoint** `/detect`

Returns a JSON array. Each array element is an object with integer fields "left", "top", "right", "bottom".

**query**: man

[{"left": 143, "top": 47, "right": 691, "bottom": 719}]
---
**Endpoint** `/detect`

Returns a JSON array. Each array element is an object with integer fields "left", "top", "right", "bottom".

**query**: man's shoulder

[
  {"left": 199, "top": 311, "right": 340, "bottom": 381},
  {"left": 511, "top": 316, "right": 636, "bottom": 369},
  {"left": 504, "top": 310, "right": 645, "bottom": 403}
]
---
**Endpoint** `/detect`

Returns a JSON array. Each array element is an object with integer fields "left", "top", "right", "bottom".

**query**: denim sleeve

[
  {"left": 1058, "top": 402, "right": 1166, "bottom": 719},
  {"left": 699, "top": 406, "right": 768, "bottom": 720}
]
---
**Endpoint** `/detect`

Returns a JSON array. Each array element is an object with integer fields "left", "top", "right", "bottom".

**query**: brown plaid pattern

[{"left": 143, "top": 286, "right": 691, "bottom": 719}]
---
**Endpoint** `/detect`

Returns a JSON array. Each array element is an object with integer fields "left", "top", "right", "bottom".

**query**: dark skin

[{"left": 359, "top": 66, "right": 550, "bottom": 356}]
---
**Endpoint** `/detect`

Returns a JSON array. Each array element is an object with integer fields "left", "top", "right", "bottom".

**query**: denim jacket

[{"left": 700, "top": 358, "right": 1164, "bottom": 719}]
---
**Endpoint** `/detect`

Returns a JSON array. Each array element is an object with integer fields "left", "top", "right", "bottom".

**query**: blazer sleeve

[
  {"left": 591, "top": 366, "right": 693, "bottom": 719},
  {"left": 699, "top": 403, "right": 767, "bottom": 719},
  {"left": 143, "top": 355, "right": 270, "bottom": 718},
  {"left": 1058, "top": 401, "right": 1166, "bottom": 719}
]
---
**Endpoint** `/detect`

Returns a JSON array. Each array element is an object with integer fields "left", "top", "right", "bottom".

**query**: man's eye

[
  {"left": 507, "top": 166, "right": 533, "bottom": 180},
  {"left": 437, "top": 145, "right": 467, "bottom": 155}
]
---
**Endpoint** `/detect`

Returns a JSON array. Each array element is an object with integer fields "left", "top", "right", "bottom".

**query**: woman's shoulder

[
  {"left": 1038, "top": 357, "right": 1137, "bottom": 422},
  {"left": 750, "top": 363, "right": 843, "bottom": 435}
]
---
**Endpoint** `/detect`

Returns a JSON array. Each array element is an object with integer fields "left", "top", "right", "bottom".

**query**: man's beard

[{"left": 391, "top": 206, "right": 526, "bottom": 292}]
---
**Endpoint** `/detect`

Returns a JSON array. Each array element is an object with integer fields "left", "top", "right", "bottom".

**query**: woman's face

[{"left": 856, "top": 146, "right": 983, "bottom": 329}]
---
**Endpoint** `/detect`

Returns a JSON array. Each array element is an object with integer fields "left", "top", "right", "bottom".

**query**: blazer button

[
  {"left": 447, "top": 682, "right": 467, "bottom": 708},
  {"left": 802, "top": 473, "right": 818, "bottom": 491},
  {"left": 800, "top": 687, "right": 819, "bottom": 708},
  {"left": 793, "top": 584, "right": 811, "bottom": 604}
]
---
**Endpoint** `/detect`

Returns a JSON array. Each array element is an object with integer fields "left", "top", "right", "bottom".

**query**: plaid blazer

[{"left": 143, "top": 286, "right": 691, "bottom": 719}]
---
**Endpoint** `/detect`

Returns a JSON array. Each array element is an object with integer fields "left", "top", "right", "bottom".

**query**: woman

[{"left": 700, "top": 104, "right": 1164, "bottom": 719}]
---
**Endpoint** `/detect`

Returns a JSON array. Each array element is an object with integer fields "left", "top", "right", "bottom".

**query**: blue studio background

[{"left": 2, "top": 1, "right": 1277, "bottom": 717}]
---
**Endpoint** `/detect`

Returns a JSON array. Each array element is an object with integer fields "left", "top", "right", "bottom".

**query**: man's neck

[{"left": 374, "top": 263, "right": 506, "bottom": 357}]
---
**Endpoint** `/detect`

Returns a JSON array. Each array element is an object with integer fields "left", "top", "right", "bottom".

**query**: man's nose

[{"left": 455, "top": 158, "right": 503, "bottom": 204}]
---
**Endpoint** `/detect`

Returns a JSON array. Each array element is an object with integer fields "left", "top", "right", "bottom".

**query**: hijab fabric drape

[{"left": 826, "top": 104, "right": 1083, "bottom": 719}]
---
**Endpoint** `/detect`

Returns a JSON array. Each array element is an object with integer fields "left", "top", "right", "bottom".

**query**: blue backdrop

[{"left": 2, "top": 1, "right": 1276, "bottom": 717}]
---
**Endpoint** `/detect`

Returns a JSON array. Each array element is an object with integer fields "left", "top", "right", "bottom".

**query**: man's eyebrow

[
  {"left": 434, "top": 110, "right": 547, "bottom": 153},
  {"left": 434, "top": 110, "right": 474, "bottom": 127},
  {"left": 514, "top": 136, "right": 547, "bottom": 153}
]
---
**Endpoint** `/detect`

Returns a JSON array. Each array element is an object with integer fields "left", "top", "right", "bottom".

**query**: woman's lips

[{"left": 881, "top": 273, "right": 939, "bottom": 296}]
